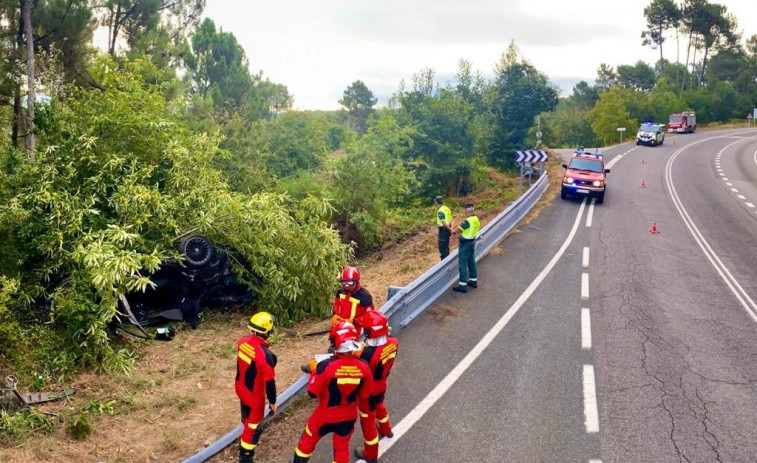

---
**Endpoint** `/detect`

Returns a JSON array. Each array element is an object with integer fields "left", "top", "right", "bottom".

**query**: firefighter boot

[
  {"left": 239, "top": 446, "right": 266, "bottom": 463},
  {"left": 291, "top": 453, "right": 309, "bottom": 463},
  {"left": 354, "top": 447, "right": 378, "bottom": 463}
]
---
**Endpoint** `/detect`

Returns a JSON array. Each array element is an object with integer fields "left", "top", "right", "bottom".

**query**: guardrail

[{"left": 182, "top": 172, "right": 549, "bottom": 463}]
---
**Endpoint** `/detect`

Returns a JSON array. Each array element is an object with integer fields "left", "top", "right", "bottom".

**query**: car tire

[
  {"left": 180, "top": 235, "right": 214, "bottom": 267},
  {"left": 561, "top": 188, "right": 568, "bottom": 200},
  {"left": 596, "top": 194, "right": 604, "bottom": 205}
]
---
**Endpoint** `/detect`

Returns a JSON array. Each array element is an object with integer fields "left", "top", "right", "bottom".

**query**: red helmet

[
  {"left": 340, "top": 266, "right": 361, "bottom": 289},
  {"left": 362, "top": 310, "right": 389, "bottom": 338},
  {"left": 329, "top": 321, "right": 359, "bottom": 352}
]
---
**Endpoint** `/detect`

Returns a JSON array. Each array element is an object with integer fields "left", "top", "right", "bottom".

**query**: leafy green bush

[{"left": 0, "top": 56, "right": 350, "bottom": 379}]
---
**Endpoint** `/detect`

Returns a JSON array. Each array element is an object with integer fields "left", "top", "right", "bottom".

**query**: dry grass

[{"left": 0, "top": 158, "right": 562, "bottom": 463}]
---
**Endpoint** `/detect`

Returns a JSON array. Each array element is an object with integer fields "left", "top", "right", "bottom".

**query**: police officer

[
  {"left": 453, "top": 202, "right": 480, "bottom": 293},
  {"left": 235, "top": 312, "right": 277, "bottom": 463},
  {"left": 434, "top": 196, "right": 454, "bottom": 260},
  {"left": 292, "top": 322, "right": 373, "bottom": 463},
  {"left": 354, "top": 310, "right": 399, "bottom": 463}
]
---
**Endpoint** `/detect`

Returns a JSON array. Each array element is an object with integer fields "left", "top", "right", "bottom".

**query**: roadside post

[
  {"left": 515, "top": 150, "right": 549, "bottom": 196},
  {"left": 617, "top": 127, "right": 626, "bottom": 144},
  {"left": 748, "top": 112, "right": 754, "bottom": 126}
]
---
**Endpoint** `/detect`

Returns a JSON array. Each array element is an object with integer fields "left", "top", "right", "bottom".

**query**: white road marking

[
  {"left": 581, "top": 308, "right": 592, "bottom": 350},
  {"left": 725, "top": 183, "right": 732, "bottom": 186},
  {"left": 582, "top": 247, "right": 590, "bottom": 268},
  {"left": 730, "top": 188, "right": 738, "bottom": 192},
  {"left": 722, "top": 177, "right": 729, "bottom": 181},
  {"left": 581, "top": 273, "right": 589, "bottom": 300},
  {"left": 590, "top": 460, "right": 604, "bottom": 463},
  {"left": 719, "top": 172, "right": 725, "bottom": 176},
  {"left": 747, "top": 203, "right": 755, "bottom": 208},
  {"left": 665, "top": 134, "right": 757, "bottom": 323},
  {"left": 737, "top": 195, "right": 746, "bottom": 200},
  {"left": 586, "top": 201, "right": 594, "bottom": 227},
  {"left": 583, "top": 365, "right": 600, "bottom": 433},
  {"left": 362, "top": 199, "right": 591, "bottom": 461}
]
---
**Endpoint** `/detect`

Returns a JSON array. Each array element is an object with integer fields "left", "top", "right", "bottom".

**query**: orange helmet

[
  {"left": 329, "top": 321, "right": 360, "bottom": 352},
  {"left": 362, "top": 310, "right": 389, "bottom": 338},
  {"left": 340, "top": 266, "right": 361, "bottom": 290}
]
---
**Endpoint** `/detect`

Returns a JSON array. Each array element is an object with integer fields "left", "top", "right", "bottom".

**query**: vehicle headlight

[
  {"left": 593, "top": 180, "right": 603, "bottom": 187},
  {"left": 564, "top": 177, "right": 574, "bottom": 184}
]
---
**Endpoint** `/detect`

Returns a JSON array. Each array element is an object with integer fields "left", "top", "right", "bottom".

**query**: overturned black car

[{"left": 117, "top": 235, "right": 252, "bottom": 337}]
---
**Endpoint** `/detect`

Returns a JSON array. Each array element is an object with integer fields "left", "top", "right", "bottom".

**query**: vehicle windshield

[
  {"left": 669, "top": 116, "right": 683, "bottom": 123},
  {"left": 568, "top": 158, "right": 603, "bottom": 173},
  {"left": 640, "top": 124, "right": 657, "bottom": 132}
]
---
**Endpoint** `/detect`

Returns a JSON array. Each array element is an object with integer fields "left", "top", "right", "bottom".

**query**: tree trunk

[
  {"left": 700, "top": 46, "right": 709, "bottom": 87},
  {"left": 681, "top": 30, "right": 692, "bottom": 95},
  {"left": 21, "top": 0, "right": 35, "bottom": 160}
]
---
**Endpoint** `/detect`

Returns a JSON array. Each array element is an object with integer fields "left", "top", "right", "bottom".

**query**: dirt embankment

[{"left": 0, "top": 160, "right": 562, "bottom": 463}]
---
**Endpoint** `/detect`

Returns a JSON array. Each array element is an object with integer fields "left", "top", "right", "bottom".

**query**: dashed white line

[
  {"left": 747, "top": 203, "right": 755, "bottom": 208},
  {"left": 726, "top": 183, "right": 733, "bottom": 187},
  {"left": 581, "top": 308, "right": 592, "bottom": 350},
  {"left": 731, "top": 188, "right": 739, "bottom": 192},
  {"left": 361, "top": 200, "right": 591, "bottom": 461},
  {"left": 582, "top": 247, "right": 590, "bottom": 268},
  {"left": 583, "top": 365, "right": 600, "bottom": 433},
  {"left": 590, "top": 460, "right": 604, "bottom": 463},
  {"left": 581, "top": 273, "right": 589, "bottom": 300},
  {"left": 737, "top": 195, "right": 746, "bottom": 200},
  {"left": 722, "top": 177, "right": 730, "bottom": 181},
  {"left": 585, "top": 201, "right": 594, "bottom": 227}
]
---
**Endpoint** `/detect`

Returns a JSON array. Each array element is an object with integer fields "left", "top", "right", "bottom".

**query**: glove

[
  {"left": 331, "top": 314, "right": 346, "bottom": 326},
  {"left": 268, "top": 403, "right": 277, "bottom": 416},
  {"left": 352, "top": 341, "right": 366, "bottom": 358},
  {"left": 308, "top": 358, "right": 318, "bottom": 373}
]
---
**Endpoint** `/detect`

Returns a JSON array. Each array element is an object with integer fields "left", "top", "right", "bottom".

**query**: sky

[{"left": 202, "top": 0, "right": 757, "bottom": 111}]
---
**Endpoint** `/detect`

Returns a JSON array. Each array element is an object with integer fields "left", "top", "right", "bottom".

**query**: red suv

[{"left": 561, "top": 153, "right": 610, "bottom": 204}]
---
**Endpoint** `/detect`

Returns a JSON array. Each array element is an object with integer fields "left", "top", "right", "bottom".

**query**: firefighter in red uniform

[
  {"left": 292, "top": 322, "right": 373, "bottom": 463},
  {"left": 354, "top": 310, "right": 398, "bottom": 462},
  {"left": 333, "top": 266, "right": 374, "bottom": 336},
  {"left": 235, "top": 312, "right": 277, "bottom": 463}
]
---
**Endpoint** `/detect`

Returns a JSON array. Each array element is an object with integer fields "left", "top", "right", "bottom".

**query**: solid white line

[
  {"left": 581, "top": 308, "right": 592, "bottom": 350},
  {"left": 585, "top": 201, "right": 594, "bottom": 227},
  {"left": 581, "top": 273, "right": 589, "bottom": 300},
  {"left": 665, "top": 135, "right": 757, "bottom": 323},
  {"left": 364, "top": 199, "right": 590, "bottom": 461},
  {"left": 582, "top": 247, "right": 590, "bottom": 268},
  {"left": 583, "top": 365, "right": 600, "bottom": 433}
]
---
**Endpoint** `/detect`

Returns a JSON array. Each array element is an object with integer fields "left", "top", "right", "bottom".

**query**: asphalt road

[{"left": 306, "top": 128, "right": 757, "bottom": 463}]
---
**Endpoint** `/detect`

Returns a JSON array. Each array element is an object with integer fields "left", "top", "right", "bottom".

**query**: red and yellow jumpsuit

[
  {"left": 358, "top": 336, "right": 399, "bottom": 460},
  {"left": 234, "top": 333, "right": 277, "bottom": 462},
  {"left": 333, "top": 286, "right": 374, "bottom": 335},
  {"left": 292, "top": 354, "right": 373, "bottom": 463}
]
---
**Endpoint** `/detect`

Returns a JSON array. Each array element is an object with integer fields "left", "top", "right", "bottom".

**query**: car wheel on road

[
  {"left": 561, "top": 188, "right": 568, "bottom": 200},
  {"left": 180, "top": 235, "right": 214, "bottom": 267},
  {"left": 596, "top": 194, "right": 604, "bottom": 204}
]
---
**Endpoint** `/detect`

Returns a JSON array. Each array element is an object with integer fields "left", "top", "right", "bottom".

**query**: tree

[
  {"left": 184, "top": 18, "right": 252, "bottom": 111},
  {"left": 489, "top": 42, "right": 559, "bottom": 168},
  {"left": 641, "top": 0, "right": 680, "bottom": 70},
  {"left": 569, "top": 81, "right": 600, "bottom": 110},
  {"left": 617, "top": 61, "right": 657, "bottom": 91},
  {"left": 20, "top": 0, "right": 35, "bottom": 158},
  {"left": 338, "top": 80, "right": 377, "bottom": 135},
  {"left": 590, "top": 88, "right": 638, "bottom": 144},
  {"left": 595, "top": 63, "right": 618, "bottom": 90}
]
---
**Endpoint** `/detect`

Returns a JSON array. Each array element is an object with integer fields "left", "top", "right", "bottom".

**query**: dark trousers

[
  {"left": 438, "top": 227, "right": 451, "bottom": 260},
  {"left": 458, "top": 238, "right": 477, "bottom": 284}
]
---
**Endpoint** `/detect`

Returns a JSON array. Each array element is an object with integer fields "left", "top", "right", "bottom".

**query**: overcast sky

[{"left": 202, "top": 0, "right": 757, "bottom": 111}]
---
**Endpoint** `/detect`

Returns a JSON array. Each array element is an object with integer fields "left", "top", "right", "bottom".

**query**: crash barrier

[{"left": 182, "top": 173, "right": 549, "bottom": 463}]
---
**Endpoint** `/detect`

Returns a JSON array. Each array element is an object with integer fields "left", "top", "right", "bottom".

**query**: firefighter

[
  {"left": 354, "top": 310, "right": 399, "bottom": 463},
  {"left": 453, "top": 202, "right": 480, "bottom": 293},
  {"left": 235, "top": 311, "right": 278, "bottom": 463},
  {"left": 434, "top": 196, "right": 454, "bottom": 260},
  {"left": 333, "top": 266, "right": 374, "bottom": 335},
  {"left": 292, "top": 322, "right": 373, "bottom": 463}
]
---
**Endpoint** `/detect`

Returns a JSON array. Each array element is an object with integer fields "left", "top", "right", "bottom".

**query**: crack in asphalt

[{"left": 696, "top": 388, "right": 723, "bottom": 463}]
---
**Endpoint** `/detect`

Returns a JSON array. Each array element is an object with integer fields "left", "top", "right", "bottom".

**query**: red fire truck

[{"left": 668, "top": 111, "right": 696, "bottom": 133}]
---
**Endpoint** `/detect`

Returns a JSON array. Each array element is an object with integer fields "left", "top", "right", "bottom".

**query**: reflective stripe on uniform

[
  {"left": 238, "top": 352, "right": 252, "bottom": 364},
  {"left": 337, "top": 378, "right": 361, "bottom": 385},
  {"left": 378, "top": 415, "right": 390, "bottom": 423},
  {"left": 381, "top": 352, "right": 396, "bottom": 364},
  {"left": 365, "top": 435, "right": 379, "bottom": 445},
  {"left": 358, "top": 410, "right": 369, "bottom": 418},
  {"left": 305, "top": 425, "right": 313, "bottom": 437},
  {"left": 240, "top": 439, "right": 256, "bottom": 450},
  {"left": 248, "top": 421, "right": 259, "bottom": 430},
  {"left": 295, "top": 447, "right": 312, "bottom": 458}
]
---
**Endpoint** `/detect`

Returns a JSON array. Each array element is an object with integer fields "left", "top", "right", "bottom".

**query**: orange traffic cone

[
  {"left": 650, "top": 223, "right": 660, "bottom": 234},
  {"left": 640, "top": 180, "right": 646, "bottom": 188}
]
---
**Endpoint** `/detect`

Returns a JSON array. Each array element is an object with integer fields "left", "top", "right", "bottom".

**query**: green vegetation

[{"left": 0, "top": 0, "right": 755, "bottom": 403}]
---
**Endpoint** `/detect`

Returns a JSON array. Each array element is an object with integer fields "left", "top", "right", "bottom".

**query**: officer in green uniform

[
  {"left": 434, "top": 196, "right": 453, "bottom": 260},
  {"left": 453, "top": 202, "right": 480, "bottom": 293}
]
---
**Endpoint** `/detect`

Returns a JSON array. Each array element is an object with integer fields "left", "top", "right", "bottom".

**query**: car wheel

[
  {"left": 561, "top": 188, "right": 568, "bottom": 200},
  {"left": 596, "top": 194, "right": 604, "bottom": 204},
  {"left": 660, "top": 138, "right": 664, "bottom": 145},
  {"left": 180, "top": 235, "right": 214, "bottom": 267}
]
